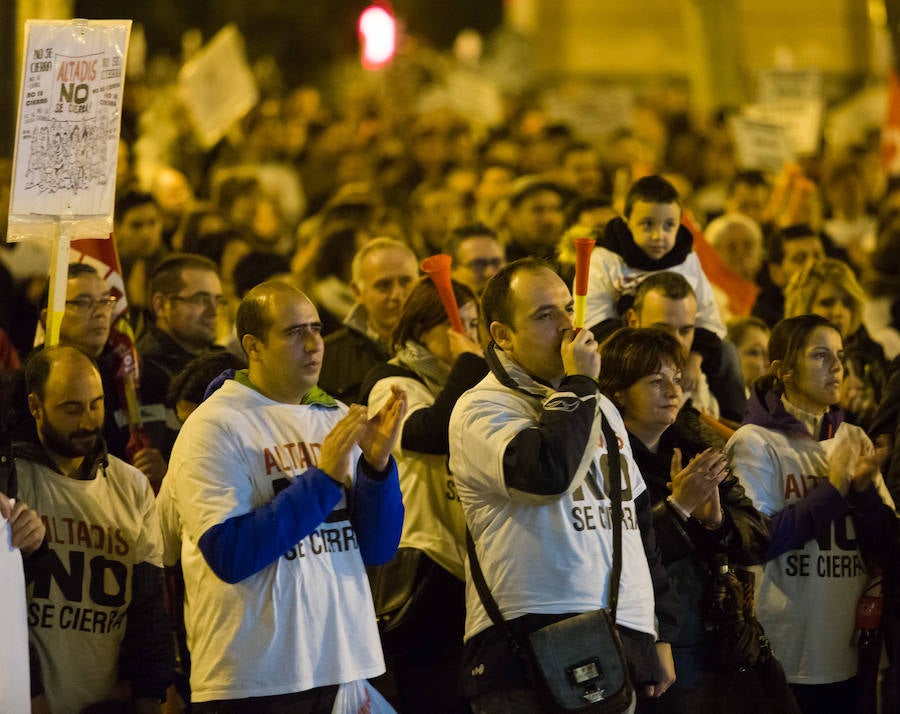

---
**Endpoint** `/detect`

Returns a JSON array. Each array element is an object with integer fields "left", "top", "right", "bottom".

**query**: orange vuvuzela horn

[
  {"left": 573, "top": 236, "right": 596, "bottom": 330},
  {"left": 421, "top": 254, "right": 464, "bottom": 333}
]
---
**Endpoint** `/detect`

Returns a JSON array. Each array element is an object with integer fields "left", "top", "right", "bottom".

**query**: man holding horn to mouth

[
  {"left": 360, "top": 254, "right": 488, "bottom": 714},
  {"left": 449, "top": 257, "right": 679, "bottom": 713}
]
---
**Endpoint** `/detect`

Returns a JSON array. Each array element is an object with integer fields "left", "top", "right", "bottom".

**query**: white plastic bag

[{"left": 331, "top": 679, "right": 397, "bottom": 714}]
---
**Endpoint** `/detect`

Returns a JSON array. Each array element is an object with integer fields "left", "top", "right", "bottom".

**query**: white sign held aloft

[
  {"left": 178, "top": 24, "right": 259, "bottom": 149},
  {"left": 8, "top": 19, "right": 131, "bottom": 242},
  {"left": 730, "top": 116, "right": 793, "bottom": 173},
  {"left": 8, "top": 18, "right": 131, "bottom": 346}
]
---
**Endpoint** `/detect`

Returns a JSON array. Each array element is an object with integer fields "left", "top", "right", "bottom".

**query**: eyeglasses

[
  {"left": 168, "top": 292, "right": 227, "bottom": 309},
  {"left": 65, "top": 296, "right": 119, "bottom": 313}
]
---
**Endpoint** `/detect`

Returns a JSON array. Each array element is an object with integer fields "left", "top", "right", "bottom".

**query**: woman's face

[
  {"left": 618, "top": 359, "right": 682, "bottom": 440},
  {"left": 736, "top": 326, "right": 769, "bottom": 389},
  {"left": 810, "top": 283, "right": 854, "bottom": 338},
  {"left": 420, "top": 300, "right": 480, "bottom": 365},
  {"left": 783, "top": 326, "right": 844, "bottom": 412}
]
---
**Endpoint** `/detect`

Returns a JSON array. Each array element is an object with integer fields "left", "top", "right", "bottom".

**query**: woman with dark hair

[
  {"left": 726, "top": 315, "right": 895, "bottom": 714},
  {"left": 359, "top": 276, "right": 487, "bottom": 714},
  {"left": 598, "top": 327, "right": 782, "bottom": 713}
]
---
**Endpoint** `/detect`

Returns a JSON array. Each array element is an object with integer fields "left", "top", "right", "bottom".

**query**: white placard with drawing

[{"left": 8, "top": 19, "right": 131, "bottom": 241}]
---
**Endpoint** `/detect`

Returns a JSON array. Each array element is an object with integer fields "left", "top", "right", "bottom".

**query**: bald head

[
  {"left": 24, "top": 345, "right": 105, "bottom": 467},
  {"left": 25, "top": 345, "right": 100, "bottom": 400},
  {"left": 237, "top": 281, "right": 325, "bottom": 403},
  {"left": 236, "top": 280, "right": 311, "bottom": 351}
]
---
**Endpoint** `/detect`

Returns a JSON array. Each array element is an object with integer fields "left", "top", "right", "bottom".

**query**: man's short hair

[
  {"left": 24, "top": 345, "right": 96, "bottom": 399},
  {"left": 148, "top": 253, "right": 220, "bottom": 303},
  {"left": 766, "top": 224, "right": 820, "bottom": 265},
  {"left": 40, "top": 263, "right": 100, "bottom": 310},
  {"left": 481, "top": 257, "right": 553, "bottom": 328},
  {"left": 115, "top": 190, "right": 157, "bottom": 223},
  {"left": 350, "top": 237, "right": 417, "bottom": 286},
  {"left": 507, "top": 176, "right": 566, "bottom": 209},
  {"left": 632, "top": 272, "right": 696, "bottom": 314},
  {"left": 443, "top": 223, "right": 499, "bottom": 262},
  {"left": 624, "top": 175, "right": 680, "bottom": 218},
  {"left": 564, "top": 195, "right": 614, "bottom": 230},
  {"left": 233, "top": 251, "right": 291, "bottom": 300},
  {"left": 167, "top": 350, "right": 247, "bottom": 406},
  {"left": 235, "top": 281, "right": 297, "bottom": 352}
]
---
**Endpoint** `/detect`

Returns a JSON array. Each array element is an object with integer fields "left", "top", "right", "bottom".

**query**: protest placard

[
  {"left": 178, "top": 24, "right": 259, "bottom": 149},
  {"left": 8, "top": 19, "right": 131, "bottom": 347},
  {"left": 730, "top": 115, "right": 792, "bottom": 173},
  {"left": 544, "top": 84, "right": 634, "bottom": 141},
  {"left": 757, "top": 67, "right": 823, "bottom": 103},
  {"left": 742, "top": 99, "right": 824, "bottom": 157}
]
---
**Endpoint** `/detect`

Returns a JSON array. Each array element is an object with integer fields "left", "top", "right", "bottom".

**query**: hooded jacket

[{"left": 726, "top": 380, "right": 895, "bottom": 684}]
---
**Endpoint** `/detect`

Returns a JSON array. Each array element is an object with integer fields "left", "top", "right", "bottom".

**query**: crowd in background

[{"left": 2, "top": 24, "right": 900, "bottom": 714}]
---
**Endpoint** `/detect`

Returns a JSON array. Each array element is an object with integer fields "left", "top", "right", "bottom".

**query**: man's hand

[
  {"left": 643, "top": 642, "right": 676, "bottom": 698},
  {"left": 561, "top": 328, "right": 600, "bottom": 380},
  {"left": 132, "top": 448, "right": 167, "bottom": 490},
  {"left": 0, "top": 492, "right": 46, "bottom": 555},
  {"left": 359, "top": 385, "right": 408, "bottom": 472},
  {"left": 320, "top": 405, "right": 369, "bottom": 487},
  {"left": 668, "top": 447, "right": 727, "bottom": 516},
  {"left": 681, "top": 352, "right": 703, "bottom": 394}
]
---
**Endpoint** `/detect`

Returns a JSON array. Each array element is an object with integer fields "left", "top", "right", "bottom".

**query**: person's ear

[
  {"left": 771, "top": 359, "right": 792, "bottom": 386},
  {"left": 27, "top": 393, "right": 41, "bottom": 421},
  {"left": 625, "top": 309, "right": 639, "bottom": 328},
  {"left": 39, "top": 307, "right": 48, "bottom": 328},
  {"left": 490, "top": 321, "right": 512, "bottom": 350},
  {"left": 242, "top": 334, "right": 261, "bottom": 360},
  {"left": 151, "top": 292, "right": 167, "bottom": 319}
]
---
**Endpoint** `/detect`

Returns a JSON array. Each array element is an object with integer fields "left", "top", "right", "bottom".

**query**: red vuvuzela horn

[
  {"left": 572, "top": 236, "right": 596, "bottom": 330},
  {"left": 421, "top": 253, "right": 464, "bottom": 334}
]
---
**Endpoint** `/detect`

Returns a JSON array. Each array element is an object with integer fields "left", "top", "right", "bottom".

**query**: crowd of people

[{"left": 2, "top": 27, "right": 900, "bottom": 714}]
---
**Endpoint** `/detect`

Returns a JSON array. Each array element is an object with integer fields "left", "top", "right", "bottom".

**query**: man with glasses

[
  {"left": 446, "top": 223, "right": 506, "bottom": 297},
  {"left": 138, "top": 253, "right": 224, "bottom": 456},
  {"left": 4, "top": 264, "right": 169, "bottom": 487}
]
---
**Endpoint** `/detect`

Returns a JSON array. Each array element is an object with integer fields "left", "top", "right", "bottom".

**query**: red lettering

[
  {"left": 263, "top": 447, "right": 283, "bottom": 475},
  {"left": 784, "top": 473, "right": 803, "bottom": 500}
]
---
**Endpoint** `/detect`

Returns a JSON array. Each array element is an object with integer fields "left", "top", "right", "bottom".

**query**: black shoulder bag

[{"left": 467, "top": 415, "right": 634, "bottom": 713}]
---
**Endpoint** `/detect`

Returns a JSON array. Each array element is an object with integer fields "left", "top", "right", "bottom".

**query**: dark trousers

[
  {"left": 790, "top": 677, "right": 858, "bottom": 714},
  {"left": 191, "top": 685, "right": 339, "bottom": 714}
]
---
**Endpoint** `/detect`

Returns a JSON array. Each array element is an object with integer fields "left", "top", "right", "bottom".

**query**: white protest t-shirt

[
  {"left": 168, "top": 379, "right": 384, "bottom": 702},
  {"left": 16, "top": 456, "right": 163, "bottom": 714},
  {"left": 369, "top": 375, "right": 466, "bottom": 579},
  {"left": 450, "top": 380, "right": 655, "bottom": 642},
  {"left": 727, "top": 422, "right": 874, "bottom": 684}
]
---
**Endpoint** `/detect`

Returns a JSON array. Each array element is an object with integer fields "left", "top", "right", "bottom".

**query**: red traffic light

[{"left": 359, "top": 4, "right": 396, "bottom": 70}]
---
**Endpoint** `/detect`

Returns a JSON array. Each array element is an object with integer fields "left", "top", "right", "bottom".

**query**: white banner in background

[
  {"left": 178, "top": 24, "right": 259, "bottom": 149},
  {"left": 8, "top": 19, "right": 131, "bottom": 240},
  {"left": 730, "top": 116, "right": 793, "bottom": 173}
]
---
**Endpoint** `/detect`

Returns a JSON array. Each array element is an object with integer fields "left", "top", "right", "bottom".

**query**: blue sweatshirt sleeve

[
  {"left": 198, "top": 468, "right": 344, "bottom": 584},
  {"left": 351, "top": 455, "right": 404, "bottom": 565},
  {"left": 765, "top": 482, "right": 848, "bottom": 560}
]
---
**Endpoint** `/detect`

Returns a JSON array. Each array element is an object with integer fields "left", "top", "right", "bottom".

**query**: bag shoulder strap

[{"left": 466, "top": 411, "right": 625, "bottom": 639}]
